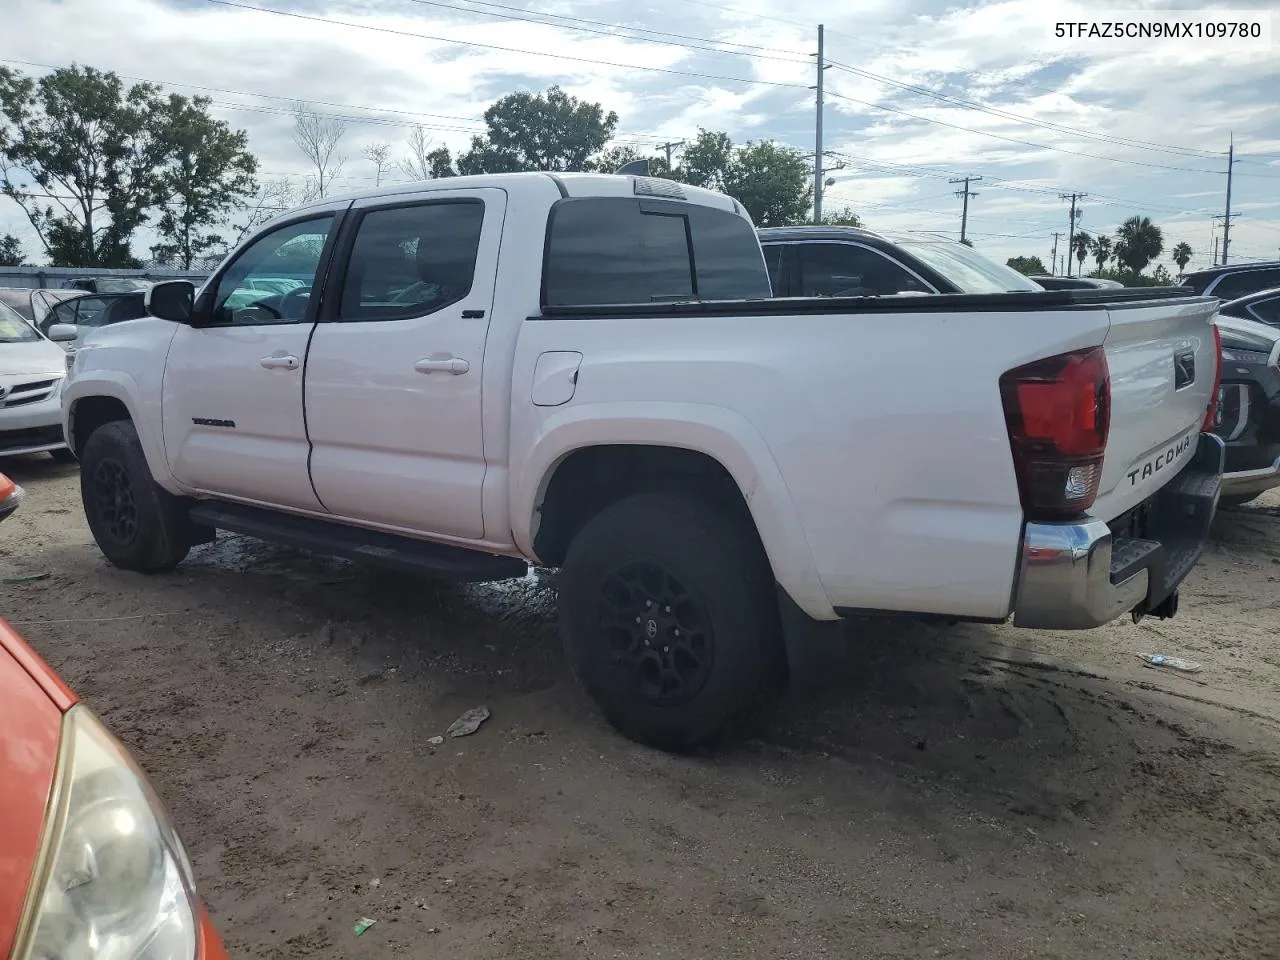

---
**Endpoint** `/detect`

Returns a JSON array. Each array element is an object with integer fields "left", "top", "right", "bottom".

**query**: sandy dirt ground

[{"left": 3, "top": 455, "right": 1279, "bottom": 960}]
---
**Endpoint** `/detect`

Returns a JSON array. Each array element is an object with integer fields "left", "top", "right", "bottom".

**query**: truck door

[
  {"left": 161, "top": 210, "right": 344, "bottom": 511},
  {"left": 303, "top": 188, "right": 504, "bottom": 540}
]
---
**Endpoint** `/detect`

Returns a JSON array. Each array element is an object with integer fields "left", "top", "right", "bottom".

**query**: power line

[
  {"left": 0, "top": 58, "right": 682, "bottom": 149},
  {"left": 199, "top": 0, "right": 811, "bottom": 90},
  {"left": 402, "top": 0, "right": 811, "bottom": 62},
  {"left": 824, "top": 59, "right": 1223, "bottom": 160},
  {"left": 823, "top": 87, "right": 1271, "bottom": 177}
]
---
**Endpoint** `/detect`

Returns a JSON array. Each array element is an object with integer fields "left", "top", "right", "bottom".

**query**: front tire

[
  {"left": 80, "top": 420, "right": 193, "bottom": 572},
  {"left": 558, "top": 493, "right": 784, "bottom": 750}
]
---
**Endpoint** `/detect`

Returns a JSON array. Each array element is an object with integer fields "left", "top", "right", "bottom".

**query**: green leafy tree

[
  {"left": 723, "top": 140, "right": 811, "bottom": 227},
  {"left": 1007, "top": 255, "right": 1048, "bottom": 276},
  {"left": 1072, "top": 231, "right": 1091, "bottom": 274},
  {"left": 665, "top": 130, "right": 811, "bottom": 227},
  {"left": 819, "top": 205, "right": 862, "bottom": 227},
  {"left": 456, "top": 86, "right": 617, "bottom": 174},
  {"left": 149, "top": 94, "right": 257, "bottom": 269},
  {"left": 1114, "top": 215, "right": 1163, "bottom": 276},
  {"left": 0, "top": 64, "right": 163, "bottom": 267},
  {"left": 0, "top": 233, "right": 23, "bottom": 265},
  {"left": 1171, "top": 241, "right": 1193, "bottom": 277},
  {"left": 670, "top": 130, "right": 734, "bottom": 189},
  {"left": 1090, "top": 234, "right": 1111, "bottom": 275},
  {"left": 588, "top": 145, "right": 643, "bottom": 173}
]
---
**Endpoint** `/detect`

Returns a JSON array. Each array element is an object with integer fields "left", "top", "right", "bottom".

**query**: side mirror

[
  {"left": 145, "top": 280, "right": 195, "bottom": 323},
  {"left": 47, "top": 323, "right": 79, "bottom": 342}
]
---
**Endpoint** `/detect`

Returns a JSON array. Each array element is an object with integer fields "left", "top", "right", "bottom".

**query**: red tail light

[
  {"left": 1000, "top": 346, "right": 1111, "bottom": 521},
  {"left": 1201, "top": 322, "right": 1222, "bottom": 432}
]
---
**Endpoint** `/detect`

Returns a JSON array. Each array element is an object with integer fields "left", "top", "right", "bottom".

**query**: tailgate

[{"left": 1093, "top": 295, "right": 1219, "bottom": 520}]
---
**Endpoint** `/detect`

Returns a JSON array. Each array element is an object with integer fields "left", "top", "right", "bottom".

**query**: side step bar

[{"left": 188, "top": 501, "right": 529, "bottom": 583}]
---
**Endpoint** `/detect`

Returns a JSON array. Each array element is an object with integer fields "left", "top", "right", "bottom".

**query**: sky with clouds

[{"left": 3, "top": 0, "right": 1278, "bottom": 274}]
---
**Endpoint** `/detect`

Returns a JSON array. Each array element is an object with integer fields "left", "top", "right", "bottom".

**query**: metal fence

[{"left": 0, "top": 265, "right": 212, "bottom": 290}]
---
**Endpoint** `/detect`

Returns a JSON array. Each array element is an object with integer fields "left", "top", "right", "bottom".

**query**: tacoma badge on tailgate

[{"left": 1126, "top": 430, "right": 1195, "bottom": 487}]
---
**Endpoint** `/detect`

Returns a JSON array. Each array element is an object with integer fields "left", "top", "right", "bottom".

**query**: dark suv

[{"left": 1181, "top": 261, "right": 1280, "bottom": 299}]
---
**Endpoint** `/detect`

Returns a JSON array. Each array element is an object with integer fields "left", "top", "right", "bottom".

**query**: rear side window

[
  {"left": 542, "top": 197, "right": 770, "bottom": 306},
  {"left": 1214, "top": 269, "right": 1280, "bottom": 299},
  {"left": 339, "top": 200, "right": 485, "bottom": 321}
]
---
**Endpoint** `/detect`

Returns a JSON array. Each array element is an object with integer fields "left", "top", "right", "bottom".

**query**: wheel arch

[
  {"left": 64, "top": 376, "right": 179, "bottom": 492},
  {"left": 513, "top": 402, "right": 835, "bottom": 620}
]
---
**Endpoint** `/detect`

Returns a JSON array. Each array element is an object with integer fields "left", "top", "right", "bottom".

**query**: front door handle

[
  {"left": 260, "top": 355, "right": 299, "bottom": 370},
  {"left": 415, "top": 356, "right": 470, "bottom": 375}
]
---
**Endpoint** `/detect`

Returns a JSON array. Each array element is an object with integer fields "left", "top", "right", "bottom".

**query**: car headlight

[{"left": 12, "top": 705, "right": 197, "bottom": 960}]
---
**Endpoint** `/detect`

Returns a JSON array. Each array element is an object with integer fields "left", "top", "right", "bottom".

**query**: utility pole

[
  {"left": 655, "top": 140, "right": 684, "bottom": 170},
  {"left": 1222, "top": 134, "right": 1236, "bottom": 265},
  {"left": 811, "top": 25, "right": 828, "bottom": 224},
  {"left": 1051, "top": 232, "right": 1062, "bottom": 275},
  {"left": 1212, "top": 235, "right": 1219, "bottom": 266},
  {"left": 949, "top": 176, "right": 982, "bottom": 244},
  {"left": 1060, "top": 192, "right": 1085, "bottom": 277}
]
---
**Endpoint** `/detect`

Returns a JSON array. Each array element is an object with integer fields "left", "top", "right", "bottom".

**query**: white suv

[{"left": 0, "top": 299, "right": 74, "bottom": 461}]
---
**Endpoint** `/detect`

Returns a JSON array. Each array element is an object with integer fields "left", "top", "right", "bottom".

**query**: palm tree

[
  {"left": 1171, "top": 241, "right": 1193, "bottom": 278},
  {"left": 1114, "top": 216, "right": 1164, "bottom": 276},
  {"left": 1072, "top": 231, "right": 1091, "bottom": 276},
  {"left": 1091, "top": 235, "right": 1112, "bottom": 275}
]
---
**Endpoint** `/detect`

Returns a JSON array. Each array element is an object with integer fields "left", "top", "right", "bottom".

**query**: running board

[{"left": 187, "top": 501, "right": 529, "bottom": 582}]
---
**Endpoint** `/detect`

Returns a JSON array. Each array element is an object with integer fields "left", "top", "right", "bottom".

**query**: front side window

[
  {"left": 338, "top": 201, "right": 484, "bottom": 322},
  {"left": 72, "top": 296, "right": 111, "bottom": 328},
  {"left": 794, "top": 243, "right": 932, "bottom": 297},
  {"left": 210, "top": 216, "right": 334, "bottom": 326}
]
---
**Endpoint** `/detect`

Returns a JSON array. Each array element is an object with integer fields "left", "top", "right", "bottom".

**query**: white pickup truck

[{"left": 63, "top": 172, "right": 1225, "bottom": 748}]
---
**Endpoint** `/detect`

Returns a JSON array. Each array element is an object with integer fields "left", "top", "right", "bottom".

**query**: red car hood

[{"left": 0, "top": 619, "right": 77, "bottom": 958}]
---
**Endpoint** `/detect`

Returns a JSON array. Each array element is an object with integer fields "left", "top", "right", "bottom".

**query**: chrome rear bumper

[{"left": 1012, "top": 433, "right": 1224, "bottom": 630}]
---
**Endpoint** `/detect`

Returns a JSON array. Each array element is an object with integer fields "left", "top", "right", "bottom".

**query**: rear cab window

[{"left": 542, "top": 197, "right": 771, "bottom": 307}]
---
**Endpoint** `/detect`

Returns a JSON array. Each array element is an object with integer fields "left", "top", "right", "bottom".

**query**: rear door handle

[
  {"left": 260, "top": 355, "right": 299, "bottom": 370},
  {"left": 415, "top": 356, "right": 470, "bottom": 375}
]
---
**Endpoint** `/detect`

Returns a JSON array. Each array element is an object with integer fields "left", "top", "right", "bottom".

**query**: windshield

[
  {"left": 0, "top": 301, "right": 41, "bottom": 342},
  {"left": 894, "top": 239, "right": 1044, "bottom": 294}
]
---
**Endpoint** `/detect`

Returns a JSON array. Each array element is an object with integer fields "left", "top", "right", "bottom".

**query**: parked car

[
  {"left": 65, "top": 172, "right": 1223, "bottom": 748},
  {"left": 61, "top": 277, "right": 152, "bottom": 294},
  {"left": 1208, "top": 314, "right": 1280, "bottom": 507},
  {"left": 1182, "top": 260, "right": 1280, "bottom": 299},
  {"left": 0, "top": 469, "right": 22, "bottom": 519},
  {"left": 1216, "top": 287, "right": 1280, "bottom": 327},
  {"left": 0, "top": 535, "right": 229, "bottom": 960},
  {"left": 40, "top": 291, "right": 149, "bottom": 364},
  {"left": 0, "top": 288, "right": 82, "bottom": 328},
  {"left": 758, "top": 226, "right": 1049, "bottom": 295},
  {"left": 0, "top": 300, "right": 75, "bottom": 461},
  {"left": 1029, "top": 275, "right": 1125, "bottom": 290}
]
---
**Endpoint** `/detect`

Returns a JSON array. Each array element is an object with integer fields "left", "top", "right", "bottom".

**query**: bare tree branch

[
  {"left": 292, "top": 102, "right": 346, "bottom": 199},
  {"left": 363, "top": 141, "right": 393, "bottom": 187},
  {"left": 399, "top": 125, "right": 433, "bottom": 181}
]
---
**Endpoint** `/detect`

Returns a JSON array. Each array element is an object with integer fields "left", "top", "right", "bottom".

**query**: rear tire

[
  {"left": 80, "top": 420, "right": 193, "bottom": 572},
  {"left": 558, "top": 492, "right": 784, "bottom": 750}
]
